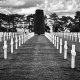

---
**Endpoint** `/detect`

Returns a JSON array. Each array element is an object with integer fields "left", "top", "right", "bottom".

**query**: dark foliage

[{"left": 34, "top": 9, "right": 45, "bottom": 35}]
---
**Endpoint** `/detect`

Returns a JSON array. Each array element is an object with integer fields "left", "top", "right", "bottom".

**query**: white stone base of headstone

[
  {"left": 15, "top": 40, "right": 18, "bottom": 49},
  {"left": 64, "top": 41, "right": 67, "bottom": 59},
  {"left": 71, "top": 56, "right": 75, "bottom": 69},
  {"left": 19, "top": 35, "right": 21, "bottom": 47},
  {"left": 4, "top": 49, "right": 7, "bottom": 59},
  {"left": 71, "top": 45, "right": 76, "bottom": 69},
  {"left": 75, "top": 37, "right": 77, "bottom": 42},
  {"left": 60, "top": 45, "right": 62, "bottom": 54},
  {"left": 60, "top": 39, "right": 62, "bottom": 54},
  {"left": 3, "top": 40, "right": 7, "bottom": 59},
  {"left": 11, "top": 38, "right": 14, "bottom": 53},
  {"left": 15, "top": 35, "right": 18, "bottom": 49},
  {"left": 54, "top": 36, "right": 56, "bottom": 47},
  {"left": 21, "top": 35, "right": 24, "bottom": 44},
  {"left": 64, "top": 50, "right": 67, "bottom": 59},
  {"left": 53, "top": 35, "right": 54, "bottom": 44},
  {"left": 79, "top": 38, "right": 80, "bottom": 43},
  {"left": 57, "top": 37, "right": 59, "bottom": 49}
]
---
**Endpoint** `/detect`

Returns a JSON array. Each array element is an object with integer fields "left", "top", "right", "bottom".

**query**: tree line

[
  {"left": 0, "top": 11, "right": 80, "bottom": 32},
  {"left": 49, "top": 11, "right": 80, "bottom": 32},
  {"left": 25, "top": 11, "right": 80, "bottom": 32},
  {"left": 0, "top": 13, "right": 26, "bottom": 32}
]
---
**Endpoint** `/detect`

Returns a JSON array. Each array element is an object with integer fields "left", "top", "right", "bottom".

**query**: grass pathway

[{"left": 0, "top": 35, "right": 80, "bottom": 80}]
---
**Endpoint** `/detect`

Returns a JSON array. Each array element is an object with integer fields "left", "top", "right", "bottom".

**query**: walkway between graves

[{"left": 0, "top": 35, "right": 80, "bottom": 80}]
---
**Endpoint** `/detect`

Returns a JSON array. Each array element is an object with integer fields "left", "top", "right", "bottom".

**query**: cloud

[
  {"left": 43, "top": 0, "right": 80, "bottom": 17},
  {"left": 0, "top": 0, "right": 25, "bottom": 7},
  {"left": 0, "top": 0, "right": 43, "bottom": 9},
  {"left": 13, "top": 7, "right": 38, "bottom": 15},
  {"left": 0, "top": 0, "right": 80, "bottom": 17},
  {"left": 0, "top": 7, "right": 11, "bottom": 14},
  {"left": 0, "top": 0, "right": 44, "bottom": 15},
  {"left": 45, "top": 0, "right": 78, "bottom": 12}
]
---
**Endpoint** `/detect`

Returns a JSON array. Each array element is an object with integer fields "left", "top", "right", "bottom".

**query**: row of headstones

[
  {"left": 0, "top": 32, "right": 10, "bottom": 41},
  {"left": 2, "top": 32, "right": 34, "bottom": 59},
  {"left": 45, "top": 32, "right": 76, "bottom": 69},
  {"left": 0, "top": 32, "right": 16, "bottom": 42},
  {"left": 52, "top": 32, "right": 80, "bottom": 42}
]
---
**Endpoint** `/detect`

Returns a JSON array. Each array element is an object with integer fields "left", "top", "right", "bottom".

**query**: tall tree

[
  {"left": 50, "top": 13, "right": 58, "bottom": 21},
  {"left": 34, "top": 9, "right": 45, "bottom": 34},
  {"left": 74, "top": 11, "right": 80, "bottom": 32},
  {"left": 49, "top": 13, "right": 59, "bottom": 32}
]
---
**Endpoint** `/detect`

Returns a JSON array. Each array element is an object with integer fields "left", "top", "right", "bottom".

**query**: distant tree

[
  {"left": 6, "top": 14, "right": 24, "bottom": 31},
  {"left": 34, "top": 9, "right": 45, "bottom": 34},
  {"left": 60, "top": 16, "right": 75, "bottom": 32},
  {"left": 27, "top": 14, "right": 35, "bottom": 31},
  {"left": 45, "top": 24, "right": 50, "bottom": 32},
  {"left": 27, "top": 14, "right": 35, "bottom": 25},
  {"left": 0, "top": 13, "right": 27, "bottom": 32},
  {"left": 0, "top": 13, "right": 6, "bottom": 25},
  {"left": 75, "top": 11, "right": 80, "bottom": 19},
  {"left": 60, "top": 16, "right": 69, "bottom": 24},
  {"left": 50, "top": 13, "right": 58, "bottom": 21},
  {"left": 74, "top": 11, "right": 80, "bottom": 32},
  {"left": 49, "top": 13, "right": 59, "bottom": 32},
  {"left": 0, "top": 13, "right": 7, "bottom": 31}
]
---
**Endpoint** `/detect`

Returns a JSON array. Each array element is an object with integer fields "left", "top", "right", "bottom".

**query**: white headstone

[
  {"left": 71, "top": 45, "right": 76, "bottom": 69},
  {"left": 60, "top": 38, "right": 62, "bottom": 54},
  {"left": 15, "top": 35, "right": 18, "bottom": 49},
  {"left": 3, "top": 40, "right": 7, "bottom": 59},
  {"left": 64, "top": 41, "right": 68, "bottom": 59},
  {"left": 10, "top": 38, "right": 14, "bottom": 53},
  {"left": 57, "top": 37, "right": 59, "bottom": 49}
]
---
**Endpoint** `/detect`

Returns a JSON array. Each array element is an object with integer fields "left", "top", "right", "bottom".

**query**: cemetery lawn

[{"left": 0, "top": 35, "right": 80, "bottom": 80}]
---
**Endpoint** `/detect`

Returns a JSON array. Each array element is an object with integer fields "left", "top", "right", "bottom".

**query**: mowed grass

[
  {"left": 54, "top": 35, "right": 80, "bottom": 69},
  {"left": 0, "top": 33, "right": 80, "bottom": 80},
  {"left": 0, "top": 32, "right": 22, "bottom": 68}
]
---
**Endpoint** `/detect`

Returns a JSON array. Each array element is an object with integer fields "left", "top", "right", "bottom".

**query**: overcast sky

[{"left": 0, "top": 0, "right": 80, "bottom": 17}]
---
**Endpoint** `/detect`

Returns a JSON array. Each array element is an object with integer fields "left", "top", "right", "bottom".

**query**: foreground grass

[{"left": 0, "top": 35, "right": 80, "bottom": 80}]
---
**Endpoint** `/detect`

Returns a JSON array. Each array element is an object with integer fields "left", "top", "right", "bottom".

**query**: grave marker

[
  {"left": 57, "top": 37, "right": 59, "bottom": 49},
  {"left": 3, "top": 40, "right": 7, "bottom": 59},
  {"left": 71, "top": 45, "right": 76, "bottom": 69},
  {"left": 15, "top": 35, "right": 18, "bottom": 49},
  {"left": 10, "top": 38, "right": 14, "bottom": 53},
  {"left": 60, "top": 38, "right": 62, "bottom": 54},
  {"left": 64, "top": 41, "right": 68, "bottom": 59}
]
